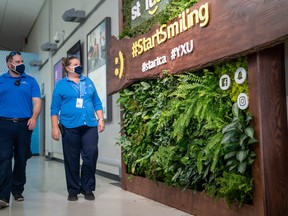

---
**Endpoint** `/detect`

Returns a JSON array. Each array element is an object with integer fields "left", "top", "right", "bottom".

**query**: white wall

[{"left": 25, "top": 0, "right": 122, "bottom": 176}]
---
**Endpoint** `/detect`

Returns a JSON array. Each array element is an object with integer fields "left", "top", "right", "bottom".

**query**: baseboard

[
  {"left": 96, "top": 169, "right": 121, "bottom": 182},
  {"left": 45, "top": 156, "right": 120, "bottom": 182}
]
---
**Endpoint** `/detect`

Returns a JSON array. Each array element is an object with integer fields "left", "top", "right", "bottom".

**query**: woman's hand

[
  {"left": 52, "top": 126, "right": 60, "bottom": 141},
  {"left": 98, "top": 119, "right": 105, "bottom": 133}
]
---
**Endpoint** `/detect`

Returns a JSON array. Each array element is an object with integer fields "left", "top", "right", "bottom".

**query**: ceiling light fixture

[
  {"left": 41, "top": 42, "right": 57, "bottom": 51},
  {"left": 62, "top": 8, "right": 85, "bottom": 23},
  {"left": 29, "top": 60, "right": 42, "bottom": 67}
]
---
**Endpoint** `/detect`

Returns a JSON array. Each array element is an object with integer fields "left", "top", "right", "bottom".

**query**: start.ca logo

[
  {"left": 131, "top": 0, "right": 163, "bottom": 21},
  {"left": 146, "top": 0, "right": 162, "bottom": 15}
]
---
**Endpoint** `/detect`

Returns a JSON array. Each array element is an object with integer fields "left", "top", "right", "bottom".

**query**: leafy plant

[
  {"left": 117, "top": 57, "right": 257, "bottom": 206},
  {"left": 158, "top": 0, "right": 199, "bottom": 24},
  {"left": 120, "top": 0, "right": 199, "bottom": 39},
  {"left": 168, "top": 70, "right": 232, "bottom": 141},
  {"left": 204, "top": 103, "right": 257, "bottom": 206},
  {"left": 221, "top": 103, "right": 257, "bottom": 174},
  {"left": 146, "top": 145, "right": 179, "bottom": 184},
  {"left": 117, "top": 0, "right": 257, "bottom": 206},
  {"left": 215, "top": 172, "right": 253, "bottom": 206}
]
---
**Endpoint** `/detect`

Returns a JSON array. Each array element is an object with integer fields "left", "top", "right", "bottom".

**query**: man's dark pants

[{"left": 0, "top": 120, "right": 32, "bottom": 200}]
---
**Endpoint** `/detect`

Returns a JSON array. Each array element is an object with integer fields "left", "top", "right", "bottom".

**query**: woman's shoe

[{"left": 67, "top": 194, "right": 78, "bottom": 201}]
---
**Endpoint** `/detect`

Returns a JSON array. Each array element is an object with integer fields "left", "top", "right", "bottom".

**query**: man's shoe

[
  {"left": 67, "top": 194, "right": 78, "bottom": 201},
  {"left": 0, "top": 198, "right": 9, "bottom": 209},
  {"left": 14, "top": 194, "right": 24, "bottom": 202},
  {"left": 81, "top": 191, "right": 95, "bottom": 200}
]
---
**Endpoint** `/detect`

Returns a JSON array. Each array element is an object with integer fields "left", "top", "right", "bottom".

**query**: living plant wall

[{"left": 117, "top": 0, "right": 258, "bottom": 206}]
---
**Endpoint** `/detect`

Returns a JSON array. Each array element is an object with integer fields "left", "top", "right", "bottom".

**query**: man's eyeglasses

[{"left": 9, "top": 51, "right": 22, "bottom": 56}]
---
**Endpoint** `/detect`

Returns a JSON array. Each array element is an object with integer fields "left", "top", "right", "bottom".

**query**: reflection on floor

[{"left": 1, "top": 156, "right": 192, "bottom": 216}]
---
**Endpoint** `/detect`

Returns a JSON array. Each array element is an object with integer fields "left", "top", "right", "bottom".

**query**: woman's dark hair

[{"left": 62, "top": 56, "right": 77, "bottom": 73}]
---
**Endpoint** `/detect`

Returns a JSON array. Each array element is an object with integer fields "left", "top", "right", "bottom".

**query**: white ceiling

[{"left": 0, "top": 0, "right": 46, "bottom": 51}]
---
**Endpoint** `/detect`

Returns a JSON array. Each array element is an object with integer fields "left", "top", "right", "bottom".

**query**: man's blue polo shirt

[
  {"left": 50, "top": 75, "right": 103, "bottom": 128},
  {"left": 0, "top": 72, "right": 41, "bottom": 118}
]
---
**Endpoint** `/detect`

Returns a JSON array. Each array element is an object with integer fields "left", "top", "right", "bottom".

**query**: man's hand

[{"left": 27, "top": 117, "right": 37, "bottom": 130}]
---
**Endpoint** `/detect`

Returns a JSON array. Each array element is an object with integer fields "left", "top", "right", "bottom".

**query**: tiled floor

[{"left": 1, "top": 156, "right": 192, "bottom": 216}]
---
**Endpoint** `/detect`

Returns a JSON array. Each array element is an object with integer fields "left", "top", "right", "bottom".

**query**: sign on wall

[
  {"left": 131, "top": 0, "right": 169, "bottom": 28},
  {"left": 108, "top": 0, "right": 288, "bottom": 95}
]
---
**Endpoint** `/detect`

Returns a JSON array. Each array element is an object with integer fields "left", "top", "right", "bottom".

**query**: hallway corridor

[{"left": 1, "top": 157, "right": 192, "bottom": 216}]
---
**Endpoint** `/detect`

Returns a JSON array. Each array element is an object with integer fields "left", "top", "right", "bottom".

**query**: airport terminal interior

[{"left": 0, "top": 0, "right": 287, "bottom": 215}]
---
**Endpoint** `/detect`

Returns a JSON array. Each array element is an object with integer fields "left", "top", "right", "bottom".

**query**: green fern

[
  {"left": 118, "top": 54, "right": 255, "bottom": 205},
  {"left": 168, "top": 71, "right": 231, "bottom": 141}
]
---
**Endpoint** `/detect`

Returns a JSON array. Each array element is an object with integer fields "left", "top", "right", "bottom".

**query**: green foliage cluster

[
  {"left": 221, "top": 103, "right": 257, "bottom": 174},
  {"left": 118, "top": 0, "right": 255, "bottom": 207},
  {"left": 117, "top": 58, "right": 257, "bottom": 205},
  {"left": 205, "top": 172, "right": 253, "bottom": 207},
  {"left": 120, "top": 0, "right": 199, "bottom": 39},
  {"left": 204, "top": 103, "right": 256, "bottom": 206},
  {"left": 215, "top": 58, "right": 248, "bottom": 102}
]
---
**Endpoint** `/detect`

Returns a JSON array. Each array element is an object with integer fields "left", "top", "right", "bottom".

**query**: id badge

[{"left": 76, "top": 98, "right": 83, "bottom": 108}]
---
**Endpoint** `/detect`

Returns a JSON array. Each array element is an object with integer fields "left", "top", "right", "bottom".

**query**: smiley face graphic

[{"left": 114, "top": 51, "right": 124, "bottom": 79}]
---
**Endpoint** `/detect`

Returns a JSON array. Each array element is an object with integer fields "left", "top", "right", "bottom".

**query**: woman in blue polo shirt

[{"left": 50, "top": 56, "right": 105, "bottom": 201}]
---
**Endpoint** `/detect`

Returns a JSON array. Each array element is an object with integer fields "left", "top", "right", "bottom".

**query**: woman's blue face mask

[{"left": 70, "top": 65, "right": 83, "bottom": 74}]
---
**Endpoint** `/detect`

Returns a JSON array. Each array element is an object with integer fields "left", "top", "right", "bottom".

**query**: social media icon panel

[
  {"left": 219, "top": 74, "right": 231, "bottom": 90},
  {"left": 237, "top": 93, "right": 249, "bottom": 110},
  {"left": 234, "top": 67, "right": 247, "bottom": 84}
]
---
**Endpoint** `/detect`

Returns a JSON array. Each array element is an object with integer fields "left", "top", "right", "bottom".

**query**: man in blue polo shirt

[{"left": 0, "top": 51, "right": 42, "bottom": 209}]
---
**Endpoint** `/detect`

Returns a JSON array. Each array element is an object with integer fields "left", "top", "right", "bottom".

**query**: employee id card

[{"left": 76, "top": 98, "right": 83, "bottom": 108}]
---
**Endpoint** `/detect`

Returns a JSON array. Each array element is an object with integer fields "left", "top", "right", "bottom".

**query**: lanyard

[{"left": 72, "top": 81, "right": 86, "bottom": 98}]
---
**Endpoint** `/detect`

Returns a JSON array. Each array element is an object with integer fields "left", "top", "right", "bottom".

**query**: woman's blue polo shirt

[{"left": 50, "top": 75, "right": 103, "bottom": 128}]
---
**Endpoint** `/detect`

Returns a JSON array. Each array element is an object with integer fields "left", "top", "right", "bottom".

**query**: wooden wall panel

[
  {"left": 248, "top": 44, "right": 288, "bottom": 215},
  {"left": 123, "top": 173, "right": 256, "bottom": 216},
  {"left": 108, "top": 0, "right": 288, "bottom": 95}
]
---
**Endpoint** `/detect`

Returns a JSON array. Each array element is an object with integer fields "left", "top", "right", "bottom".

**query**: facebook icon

[{"left": 219, "top": 74, "right": 231, "bottom": 90}]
